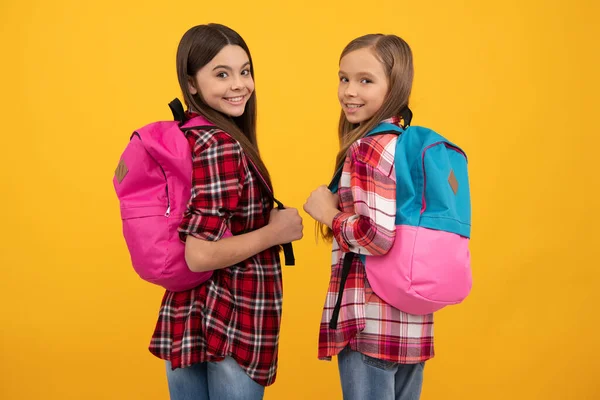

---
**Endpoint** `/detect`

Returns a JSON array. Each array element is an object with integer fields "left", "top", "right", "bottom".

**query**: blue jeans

[
  {"left": 165, "top": 357, "right": 265, "bottom": 400},
  {"left": 337, "top": 347, "right": 425, "bottom": 400}
]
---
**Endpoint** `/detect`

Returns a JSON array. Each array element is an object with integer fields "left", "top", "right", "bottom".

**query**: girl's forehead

[
  {"left": 209, "top": 45, "right": 250, "bottom": 66},
  {"left": 339, "top": 48, "right": 384, "bottom": 73}
]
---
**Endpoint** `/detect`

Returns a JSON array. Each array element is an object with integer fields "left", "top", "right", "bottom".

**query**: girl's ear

[{"left": 188, "top": 77, "right": 198, "bottom": 95}]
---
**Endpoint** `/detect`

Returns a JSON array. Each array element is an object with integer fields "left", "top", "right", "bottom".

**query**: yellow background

[{"left": 1, "top": 0, "right": 599, "bottom": 399}]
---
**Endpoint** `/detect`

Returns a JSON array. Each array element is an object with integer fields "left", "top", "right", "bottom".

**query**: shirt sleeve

[
  {"left": 331, "top": 137, "right": 397, "bottom": 256},
  {"left": 178, "top": 129, "right": 247, "bottom": 242}
]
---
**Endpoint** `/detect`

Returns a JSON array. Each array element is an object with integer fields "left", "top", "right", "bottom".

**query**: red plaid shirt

[
  {"left": 318, "top": 117, "right": 435, "bottom": 363},
  {"left": 149, "top": 127, "right": 282, "bottom": 386}
]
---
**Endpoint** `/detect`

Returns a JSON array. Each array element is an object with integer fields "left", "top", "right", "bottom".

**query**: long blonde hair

[{"left": 320, "top": 34, "right": 414, "bottom": 240}]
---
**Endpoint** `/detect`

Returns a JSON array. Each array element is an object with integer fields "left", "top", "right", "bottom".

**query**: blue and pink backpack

[
  {"left": 113, "top": 99, "right": 294, "bottom": 292},
  {"left": 329, "top": 108, "right": 472, "bottom": 327}
]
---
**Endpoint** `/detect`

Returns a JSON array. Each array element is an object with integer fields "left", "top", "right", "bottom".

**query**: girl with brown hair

[{"left": 149, "top": 23, "right": 303, "bottom": 400}]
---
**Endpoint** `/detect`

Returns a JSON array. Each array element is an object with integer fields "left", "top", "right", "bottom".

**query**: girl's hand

[
  {"left": 267, "top": 208, "right": 304, "bottom": 245},
  {"left": 303, "top": 185, "right": 340, "bottom": 228}
]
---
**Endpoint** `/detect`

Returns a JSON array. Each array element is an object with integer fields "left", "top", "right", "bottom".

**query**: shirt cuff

[
  {"left": 332, "top": 211, "right": 354, "bottom": 253},
  {"left": 178, "top": 213, "right": 228, "bottom": 242}
]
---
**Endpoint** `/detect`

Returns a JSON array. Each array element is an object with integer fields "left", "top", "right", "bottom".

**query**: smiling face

[
  {"left": 188, "top": 44, "right": 255, "bottom": 117},
  {"left": 338, "top": 47, "right": 389, "bottom": 125}
]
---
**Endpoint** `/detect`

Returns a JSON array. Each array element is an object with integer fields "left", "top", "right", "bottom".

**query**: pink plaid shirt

[{"left": 318, "top": 117, "right": 435, "bottom": 363}]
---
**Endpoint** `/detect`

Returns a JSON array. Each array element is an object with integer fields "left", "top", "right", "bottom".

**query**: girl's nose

[
  {"left": 231, "top": 75, "right": 243, "bottom": 90},
  {"left": 344, "top": 82, "right": 357, "bottom": 97}
]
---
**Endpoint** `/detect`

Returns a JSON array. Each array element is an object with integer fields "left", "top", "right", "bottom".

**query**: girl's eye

[
  {"left": 361, "top": 79, "right": 372, "bottom": 84},
  {"left": 339, "top": 77, "right": 349, "bottom": 83},
  {"left": 241, "top": 69, "right": 251, "bottom": 76},
  {"left": 217, "top": 72, "right": 228, "bottom": 78}
]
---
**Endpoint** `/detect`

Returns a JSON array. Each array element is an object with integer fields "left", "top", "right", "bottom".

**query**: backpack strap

[
  {"left": 170, "top": 99, "right": 295, "bottom": 266},
  {"left": 328, "top": 107, "right": 411, "bottom": 329},
  {"left": 327, "top": 119, "right": 408, "bottom": 193},
  {"left": 328, "top": 252, "right": 355, "bottom": 329},
  {"left": 327, "top": 124, "right": 403, "bottom": 193},
  {"left": 169, "top": 98, "right": 187, "bottom": 125},
  {"left": 245, "top": 158, "right": 295, "bottom": 266}
]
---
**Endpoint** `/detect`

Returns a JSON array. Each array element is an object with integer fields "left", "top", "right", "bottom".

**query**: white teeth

[
  {"left": 346, "top": 104, "right": 363, "bottom": 108},
  {"left": 226, "top": 96, "right": 244, "bottom": 102}
]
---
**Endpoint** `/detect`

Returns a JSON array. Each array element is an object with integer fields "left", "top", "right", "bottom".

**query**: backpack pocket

[
  {"left": 420, "top": 142, "right": 471, "bottom": 238},
  {"left": 364, "top": 225, "right": 472, "bottom": 315},
  {"left": 121, "top": 206, "right": 170, "bottom": 282},
  {"left": 410, "top": 227, "right": 472, "bottom": 304}
]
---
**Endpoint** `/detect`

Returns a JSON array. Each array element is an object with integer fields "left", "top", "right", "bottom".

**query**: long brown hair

[
  {"left": 320, "top": 34, "right": 414, "bottom": 240},
  {"left": 176, "top": 23, "right": 272, "bottom": 188}
]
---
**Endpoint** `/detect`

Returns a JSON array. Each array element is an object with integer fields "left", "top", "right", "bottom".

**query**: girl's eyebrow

[
  {"left": 213, "top": 61, "right": 251, "bottom": 71},
  {"left": 338, "top": 70, "right": 376, "bottom": 78}
]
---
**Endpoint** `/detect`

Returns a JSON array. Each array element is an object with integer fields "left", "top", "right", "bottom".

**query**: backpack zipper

[
  {"left": 163, "top": 177, "right": 170, "bottom": 217},
  {"left": 421, "top": 142, "right": 466, "bottom": 214},
  {"left": 133, "top": 132, "right": 171, "bottom": 217}
]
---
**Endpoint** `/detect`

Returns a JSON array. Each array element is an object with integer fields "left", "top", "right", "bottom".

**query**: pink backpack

[
  {"left": 113, "top": 100, "right": 213, "bottom": 291},
  {"left": 114, "top": 100, "right": 295, "bottom": 292}
]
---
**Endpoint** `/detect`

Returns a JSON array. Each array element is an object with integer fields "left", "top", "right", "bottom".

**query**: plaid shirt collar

[{"left": 381, "top": 115, "right": 409, "bottom": 129}]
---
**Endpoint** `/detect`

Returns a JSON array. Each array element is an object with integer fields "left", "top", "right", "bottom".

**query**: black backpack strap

[
  {"left": 241, "top": 156, "right": 295, "bottom": 266},
  {"left": 329, "top": 252, "right": 355, "bottom": 329},
  {"left": 271, "top": 197, "right": 295, "bottom": 266},
  {"left": 169, "top": 98, "right": 187, "bottom": 125},
  {"left": 399, "top": 106, "right": 413, "bottom": 128}
]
